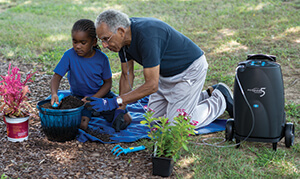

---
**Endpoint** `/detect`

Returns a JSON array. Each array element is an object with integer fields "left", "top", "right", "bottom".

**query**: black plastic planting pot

[{"left": 152, "top": 154, "right": 174, "bottom": 177}]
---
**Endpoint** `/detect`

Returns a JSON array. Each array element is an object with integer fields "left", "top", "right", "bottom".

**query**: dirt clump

[{"left": 86, "top": 128, "right": 115, "bottom": 142}]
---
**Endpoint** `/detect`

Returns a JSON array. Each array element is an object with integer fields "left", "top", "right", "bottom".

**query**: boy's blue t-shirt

[
  {"left": 118, "top": 17, "right": 204, "bottom": 77},
  {"left": 54, "top": 48, "right": 112, "bottom": 96}
]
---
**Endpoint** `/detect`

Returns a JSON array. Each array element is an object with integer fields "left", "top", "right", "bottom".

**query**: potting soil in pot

[{"left": 40, "top": 95, "right": 84, "bottom": 109}]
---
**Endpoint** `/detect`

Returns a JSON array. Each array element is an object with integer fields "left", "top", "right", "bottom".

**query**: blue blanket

[
  {"left": 49, "top": 90, "right": 226, "bottom": 143},
  {"left": 76, "top": 94, "right": 227, "bottom": 144}
]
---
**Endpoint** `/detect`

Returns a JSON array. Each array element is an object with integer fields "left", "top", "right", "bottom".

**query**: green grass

[{"left": 0, "top": 0, "right": 299, "bottom": 178}]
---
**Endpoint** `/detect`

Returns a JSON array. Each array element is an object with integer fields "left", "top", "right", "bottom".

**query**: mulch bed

[{"left": 0, "top": 59, "right": 178, "bottom": 178}]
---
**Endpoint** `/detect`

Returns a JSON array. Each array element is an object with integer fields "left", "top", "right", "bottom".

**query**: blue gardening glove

[
  {"left": 112, "top": 109, "right": 129, "bottom": 132},
  {"left": 86, "top": 97, "right": 119, "bottom": 112},
  {"left": 99, "top": 110, "right": 115, "bottom": 123}
]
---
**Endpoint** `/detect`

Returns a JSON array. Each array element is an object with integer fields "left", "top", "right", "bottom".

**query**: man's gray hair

[{"left": 95, "top": 9, "right": 131, "bottom": 33}]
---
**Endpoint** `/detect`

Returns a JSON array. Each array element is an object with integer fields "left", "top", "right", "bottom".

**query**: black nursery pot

[{"left": 152, "top": 155, "right": 174, "bottom": 177}]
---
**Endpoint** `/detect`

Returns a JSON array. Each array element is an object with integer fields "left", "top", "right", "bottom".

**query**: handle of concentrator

[{"left": 247, "top": 54, "right": 276, "bottom": 62}]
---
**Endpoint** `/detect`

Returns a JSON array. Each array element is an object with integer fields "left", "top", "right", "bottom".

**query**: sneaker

[{"left": 212, "top": 83, "right": 234, "bottom": 118}]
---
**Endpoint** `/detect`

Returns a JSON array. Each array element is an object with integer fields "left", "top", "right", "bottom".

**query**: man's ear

[{"left": 117, "top": 27, "right": 126, "bottom": 37}]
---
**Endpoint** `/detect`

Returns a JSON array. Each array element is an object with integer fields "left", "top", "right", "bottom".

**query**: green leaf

[
  {"left": 140, "top": 120, "right": 147, "bottom": 124},
  {"left": 182, "top": 143, "right": 189, "bottom": 151}
]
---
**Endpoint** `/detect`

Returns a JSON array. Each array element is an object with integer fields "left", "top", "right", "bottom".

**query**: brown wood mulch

[{"left": 0, "top": 59, "right": 177, "bottom": 179}]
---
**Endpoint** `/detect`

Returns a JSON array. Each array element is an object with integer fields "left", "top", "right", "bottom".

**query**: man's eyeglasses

[{"left": 99, "top": 33, "right": 114, "bottom": 44}]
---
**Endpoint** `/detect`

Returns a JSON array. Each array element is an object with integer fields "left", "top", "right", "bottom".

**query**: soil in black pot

[{"left": 41, "top": 95, "right": 84, "bottom": 109}]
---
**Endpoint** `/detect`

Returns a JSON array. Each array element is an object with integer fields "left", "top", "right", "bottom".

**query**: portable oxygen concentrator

[{"left": 225, "top": 54, "right": 294, "bottom": 150}]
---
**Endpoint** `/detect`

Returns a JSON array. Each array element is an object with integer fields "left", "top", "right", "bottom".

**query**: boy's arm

[
  {"left": 92, "top": 78, "right": 112, "bottom": 98},
  {"left": 50, "top": 73, "right": 63, "bottom": 105}
]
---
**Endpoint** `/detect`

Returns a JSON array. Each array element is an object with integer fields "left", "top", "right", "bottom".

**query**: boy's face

[{"left": 72, "top": 31, "right": 97, "bottom": 58}]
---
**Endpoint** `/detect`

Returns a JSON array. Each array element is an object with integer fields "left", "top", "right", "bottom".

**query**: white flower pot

[{"left": 4, "top": 116, "right": 29, "bottom": 142}]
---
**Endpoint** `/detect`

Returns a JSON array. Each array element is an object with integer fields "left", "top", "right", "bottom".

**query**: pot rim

[
  {"left": 36, "top": 99, "right": 85, "bottom": 112},
  {"left": 3, "top": 115, "right": 29, "bottom": 124}
]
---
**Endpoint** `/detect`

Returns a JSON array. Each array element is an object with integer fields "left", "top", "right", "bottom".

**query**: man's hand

[{"left": 86, "top": 97, "right": 119, "bottom": 112}]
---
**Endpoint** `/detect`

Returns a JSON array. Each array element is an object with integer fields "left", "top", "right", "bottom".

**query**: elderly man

[{"left": 88, "top": 9, "right": 233, "bottom": 129}]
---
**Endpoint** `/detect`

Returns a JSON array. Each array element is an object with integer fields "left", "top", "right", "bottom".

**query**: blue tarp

[
  {"left": 76, "top": 94, "right": 227, "bottom": 144},
  {"left": 48, "top": 90, "right": 226, "bottom": 143}
]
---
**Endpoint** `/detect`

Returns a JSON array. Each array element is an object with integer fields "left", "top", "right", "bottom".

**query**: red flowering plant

[
  {"left": 0, "top": 63, "right": 36, "bottom": 118},
  {"left": 141, "top": 108, "right": 196, "bottom": 161}
]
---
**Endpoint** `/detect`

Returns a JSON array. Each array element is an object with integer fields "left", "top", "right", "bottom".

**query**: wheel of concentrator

[
  {"left": 225, "top": 119, "right": 234, "bottom": 141},
  {"left": 285, "top": 122, "right": 295, "bottom": 148},
  {"left": 236, "top": 138, "right": 240, "bottom": 149},
  {"left": 272, "top": 143, "right": 277, "bottom": 151}
]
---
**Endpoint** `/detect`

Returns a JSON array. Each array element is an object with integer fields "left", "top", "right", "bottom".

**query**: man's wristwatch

[{"left": 116, "top": 96, "right": 123, "bottom": 106}]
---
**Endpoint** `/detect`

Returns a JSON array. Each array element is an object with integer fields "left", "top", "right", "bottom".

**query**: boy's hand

[
  {"left": 86, "top": 97, "right": 119, "bottom": 112},
  {"left": 112, "top": 109, "right": 129, "bottom": 132},
  {"left": 51, "top": 94, "right": 59, "bottom": 106},
  {"left": 81, "top": 96, "right": 88, "bottom": 103},
  {"left": 52, "top": 94, "right": 64, "bottom": 107}
]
